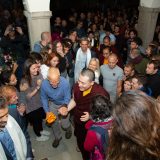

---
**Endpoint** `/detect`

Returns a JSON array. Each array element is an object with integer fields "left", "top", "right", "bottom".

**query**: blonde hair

[
  {"left": 88, "top": 58, "right": 100, "bottom": 83},
  {"left": 88, "top": 58, "right": 100, "bottom": 71}
]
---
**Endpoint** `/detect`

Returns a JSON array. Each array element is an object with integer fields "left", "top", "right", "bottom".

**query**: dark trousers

[
  {"left": 74, "top": 122, "right": 89, "bottom": 160},
  {"left": 27, "top": 107, "right": 45, "bottom": 136}
]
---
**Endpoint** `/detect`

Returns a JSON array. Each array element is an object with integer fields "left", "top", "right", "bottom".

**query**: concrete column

[
  {"left": 24, "top": 11, "right": 52, "bottom": 50},
  {"left": 137, "top": 6, "right": 160, "bottom": 48}
]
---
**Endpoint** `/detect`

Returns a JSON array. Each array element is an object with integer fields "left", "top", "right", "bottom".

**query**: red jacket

[{"left": 84, "top": 119, "right": 113, "bottom": 152}]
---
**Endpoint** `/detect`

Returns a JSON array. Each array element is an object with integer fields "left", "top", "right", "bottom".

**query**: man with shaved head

[
  {"left": 33, "top": 31, "right": 51, "bottom": 53},
  {"left": 41, "top": 67, "right": 72, "bottom": 148},
  {"left": 100, "top": 53, "right": 124, "bottom": 103},
  {"left": 67, "top": 68, "right": 109, "bottom": 160}
]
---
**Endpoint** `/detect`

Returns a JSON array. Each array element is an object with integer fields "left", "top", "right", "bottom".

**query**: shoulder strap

[
  {"left": 90, "top": 125, "right": 109, "bottom": 151},
  {"left": 90, "top": 125, "right": 106, "bottom": 135}
]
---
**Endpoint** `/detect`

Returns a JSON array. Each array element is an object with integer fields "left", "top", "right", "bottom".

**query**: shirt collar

[{"left": 83, "top": 86, "right": 92, "bottom": 96}]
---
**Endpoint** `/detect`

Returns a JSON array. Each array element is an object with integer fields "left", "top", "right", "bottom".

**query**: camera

[
  {"left": 9, "top": 24, "right": 16, "bottom": 32},
  {"left": 9, "top": 27, "right": 15, "bottom": 32},
  {"left": 11, "top": 27, "right": 15, "bottom": 31}
]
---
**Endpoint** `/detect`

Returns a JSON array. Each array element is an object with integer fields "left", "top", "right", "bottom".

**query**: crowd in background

[{"left": 0, "top": 4, "right": 160, "bottom": 160}]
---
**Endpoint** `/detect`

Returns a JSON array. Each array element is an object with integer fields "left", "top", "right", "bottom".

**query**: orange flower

[{"left": 46, "top": 112, "right": 56, "bottom": 124}]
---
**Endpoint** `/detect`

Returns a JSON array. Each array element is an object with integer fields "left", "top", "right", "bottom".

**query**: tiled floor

[{"left": 28, "top": 124, "right": 82, "bottom": 160}]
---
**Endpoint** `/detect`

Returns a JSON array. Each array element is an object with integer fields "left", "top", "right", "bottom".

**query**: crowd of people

[{"left": 0, "top": 5, "right": 160, "bottom": 160}]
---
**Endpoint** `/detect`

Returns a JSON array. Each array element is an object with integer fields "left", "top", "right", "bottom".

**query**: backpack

[{"left": 89, "top": 125, "right": 109, "bottom": 160}]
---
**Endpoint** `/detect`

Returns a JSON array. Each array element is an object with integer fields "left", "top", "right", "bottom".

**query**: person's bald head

[
  {"left": 41, "top": 32, "right": 51, "bottom": 44},
  {"left": 47, "top": 67, "right": 60, "bottom": 88},
  {"left": 108, "top": 53, "right": 118, "bottom": 69}
]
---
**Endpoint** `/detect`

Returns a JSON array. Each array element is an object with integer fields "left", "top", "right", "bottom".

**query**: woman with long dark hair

[
  {"left": 52, "top": 40, "right": 67, "bottom": 77},
  {"left": 20, "top": 58, "right": 50, "bottom": 141},
  {"left": 108, "top": 91, "right": 160, "bottom": 160}
]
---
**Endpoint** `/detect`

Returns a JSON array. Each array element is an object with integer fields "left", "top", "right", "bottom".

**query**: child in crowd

[{"left": 84, "top": 95, "right": 113, "bottom": 160}]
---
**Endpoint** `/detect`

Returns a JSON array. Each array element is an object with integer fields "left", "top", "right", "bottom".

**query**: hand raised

[
  {"left": 37, "top": 79, "right": 42, "bottom": 86},
  {"left": 20, "top": 83, "right": 28, "bottom": 91}
]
